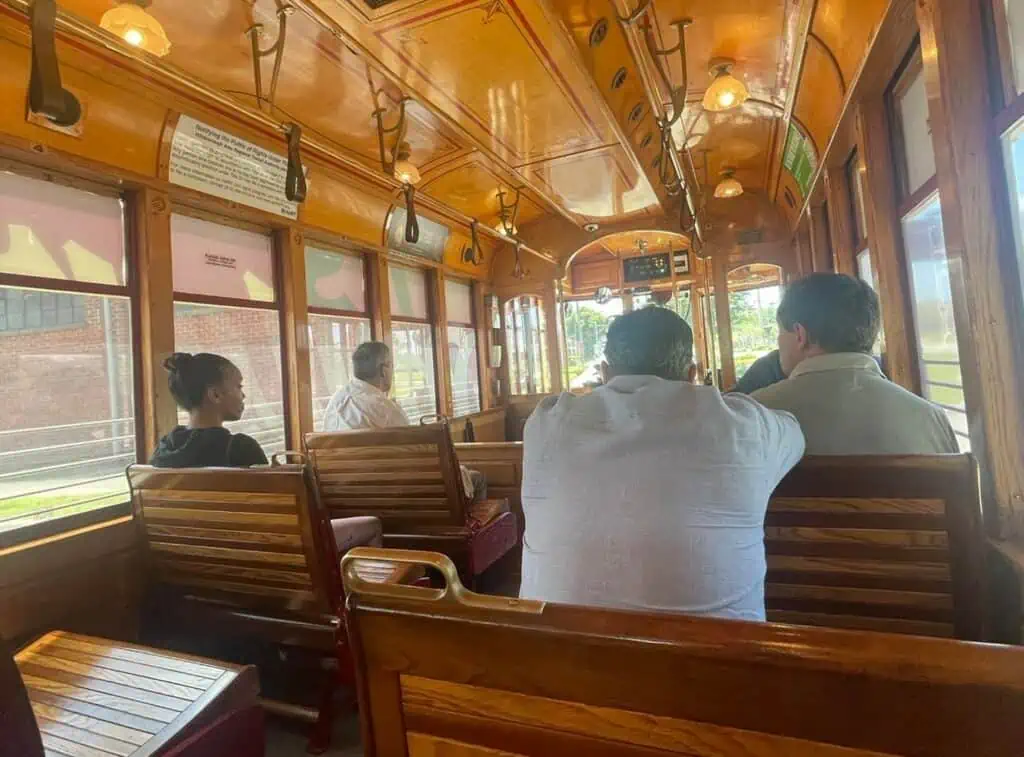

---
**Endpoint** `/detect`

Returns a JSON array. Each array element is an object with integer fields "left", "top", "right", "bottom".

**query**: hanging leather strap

[
  {"left": 285, "top": 123, "right": 307, "bottom": 203},
  {"left": 29, "top": 0, "right": 81, "bottom": 127},
  {"left": 404, "top": 184, "right": 420, "bottom": 244}
]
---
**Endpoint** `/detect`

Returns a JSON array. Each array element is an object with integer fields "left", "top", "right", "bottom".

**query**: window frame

[
  {"left": 887, "top": 42, "right": 933, "bottom": 207},
  {"left": 0, "top": 167, "right": 139, "bottom": 547},
  {"left": 388, "top": 262, "right": 440, "bottom": 418},
  {"left": 504, "top": 295, "right": 550, "bottom": 396},
  {"left": 170, "top": 207, "right": 290, "bottom": 454},
  {"left": 845, "top": 149, "right": 869, "bottom": 252},
  {"left": 304, "top": 242, "right": 373, "bottom": 327},
  {"left": 444, "top": 277, "right": 482, "bottom": 418}
]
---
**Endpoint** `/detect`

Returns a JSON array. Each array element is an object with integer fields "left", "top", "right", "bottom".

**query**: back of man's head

[
  {"left": 777, "top": 273, "right": 880, "bottom": 354},
  {"left": 604, "top": 306, "right": 694, "bottom": 381},
  {"left": 352, "top": 341, "right": 391, "bottom": 383}
]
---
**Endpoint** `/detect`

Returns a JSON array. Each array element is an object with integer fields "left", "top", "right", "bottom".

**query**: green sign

[{"left": 783, "top": 123, "right": 818, "bottom": 199}]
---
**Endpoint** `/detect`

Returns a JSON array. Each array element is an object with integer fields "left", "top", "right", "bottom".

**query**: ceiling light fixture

[
  {"left": 714, "top": 167, "right": 744, "bottom": 199},
  {"left": 100, "top": 0, "right": 171, "bottom": 57},
  {"left": 702, "top": 58, "right": 748, "bottom": 112}
]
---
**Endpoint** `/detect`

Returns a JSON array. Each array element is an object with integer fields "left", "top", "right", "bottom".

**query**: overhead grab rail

[{"left": 618, "top": 0, "right": 703, "bottom": 242}]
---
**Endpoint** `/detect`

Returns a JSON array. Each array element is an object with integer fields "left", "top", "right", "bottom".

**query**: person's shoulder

[
  {"left": 229, "top": 433, "right": 269, "bottom": 465},
  {"left": 748, "top": 376, "right": 797, "bottom": 407}
]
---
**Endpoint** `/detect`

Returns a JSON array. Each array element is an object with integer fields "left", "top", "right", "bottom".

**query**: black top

[
  {"left": 731, "top": 350, "right": 786, "bottom": 394},
  {"left": 149, "top": 426, "right": 269, "bottom": 468}
]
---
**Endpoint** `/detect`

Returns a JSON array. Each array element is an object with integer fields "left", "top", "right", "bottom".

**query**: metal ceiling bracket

[
  {"left": 284, "top": 122, "right": 307, "bottom": 203},
  {"left": 373, "top": 96, "right": 409, "bottom": 177},
  {"left": 496, "top": 187, "right": 522, "bottom": 238},
  {"left": 463, "top": 220, "right": 483, "bottom": 266},
  {"left": 28, "top": 0, "right": 81, "bottom": 127},
  {"left": 618, "top": 0, "right": 652, "bottom": 25},
  {"left": 403, "top": 184, "right": 419, "bottom": 244},
  {"left": 247, "top": 1, "right": 294, "bottom": 112}
]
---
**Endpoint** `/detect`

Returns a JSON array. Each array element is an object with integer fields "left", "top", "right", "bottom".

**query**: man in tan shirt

[{"left": 752, "top": 274, "right": 959, "bottom": 454}]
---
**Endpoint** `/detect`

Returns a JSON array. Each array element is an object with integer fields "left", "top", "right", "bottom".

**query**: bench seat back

[
  {"left": 306, "top": 425, "right": 468, "bottom": 532},
  {"left": 766, "top": 454, "right": 985, "bottom": 638},
  {"left": 127, "top": 464, "right": 342, "bottom": 622},
  {"left": 341, "top": 547, "right": 1024, "bottom": 757}
]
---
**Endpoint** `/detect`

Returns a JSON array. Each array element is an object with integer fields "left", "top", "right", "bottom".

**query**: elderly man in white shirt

[
  {"left": 752, "top": 274, "right": 959, "bottom": 454},
  {"left": 521, "top": 306, "right": 805, "bottom": 621},
  {"left": 322, "top": 341, "right": 482, "bottom": 499}
]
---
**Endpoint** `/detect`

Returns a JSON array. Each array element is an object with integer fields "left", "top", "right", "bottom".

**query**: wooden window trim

[
  {"left": 845, "top": 149, "right": 867, "bottom": 248},
  {"left": 173, "top": 292, "right": 279, "bottom": 311},
  {"left": 390, "top": 315, "right": 432, "bottom": 326},
  {"left": 308, "top": 306, "right": 372, "bottom": 319},
  {"left": 0, "top": 502, "right": 131, "bottom": 550},
  {"left": 887, "top": 40, "right": 928, "bottom": 205},
  {"left": 994, "top": 91, "right": 1024, "bottom": 136},
  {"left": 897, "top": 175, "right": 941, "bottom": 221},
  {"left": 988, "top": 0, "right": 1019, "bottom": 108}
]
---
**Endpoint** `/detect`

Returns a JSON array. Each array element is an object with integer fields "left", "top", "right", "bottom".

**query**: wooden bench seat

[
  {"left": 340, "top": 547, "right": 1024, "bottom": 757},
  {"left": 126, "top": 463, "right": 404, "bottom": 753},
  {"left": 306, "top": 425, "right": 520, "bottom": 587},
  {"left": 9, "top": 630, "right": 259, "bottom": 757},
  {"left": 451, "top": 446, "right": 987, "bottom": 638}
]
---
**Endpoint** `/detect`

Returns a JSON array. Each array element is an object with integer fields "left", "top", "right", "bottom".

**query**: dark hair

[
  {"left": 605, "top": 306, "right": 694, "bottom": 380},
  {"left": 352, "top": 341, "right": 391, "bottom": 382},
  {"left": 777, "top": 273, "right": 880, "bottom": 354},
  {"left": 163, "top": 352, "right": 236, "bottom": 410}
]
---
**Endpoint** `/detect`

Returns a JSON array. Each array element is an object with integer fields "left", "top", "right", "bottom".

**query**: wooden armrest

[{"left": 469, "top": 498, "right": 511, "bottom": 527}]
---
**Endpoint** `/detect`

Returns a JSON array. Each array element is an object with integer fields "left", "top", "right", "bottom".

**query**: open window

[
  {"left": 0, "top": 171, "right": 135, "bottom": 540},
  {"left": 389, "top": 264, "right": 437, "bottom": 421},
  {"left": 445, "top": 279, "right": 481, "bottom": 417}
]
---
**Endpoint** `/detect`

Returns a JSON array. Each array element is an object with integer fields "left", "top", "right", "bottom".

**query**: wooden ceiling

[{"left": 57, "top": 0, "right": 890, "bottom": 243}]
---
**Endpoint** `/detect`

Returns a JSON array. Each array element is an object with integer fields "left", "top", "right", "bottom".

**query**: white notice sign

[{"left": 168, "top": 115, "right": 300, "bottom": 220}]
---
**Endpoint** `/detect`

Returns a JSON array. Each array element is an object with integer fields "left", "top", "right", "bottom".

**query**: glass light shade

[
  {"left": 393, "top": 158, "right": 421, "bottom": 185},
  {"left": 100, "top": 3, "right": 171, "bottom": 57},
  {"left": 702, "top": 69, "right": 748, "bottom": 112},
  {"left": 714, "top": 176, "right": 744, "bottom": 199}
]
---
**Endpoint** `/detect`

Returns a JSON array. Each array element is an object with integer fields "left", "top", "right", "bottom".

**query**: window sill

[{"left": 0, "top": 501, "right": 132, "bottom": 550}]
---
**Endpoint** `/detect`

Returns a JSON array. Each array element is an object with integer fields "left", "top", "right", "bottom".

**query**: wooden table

[{"left": 16, "top": 631, "right": 259, "bottom": 757}]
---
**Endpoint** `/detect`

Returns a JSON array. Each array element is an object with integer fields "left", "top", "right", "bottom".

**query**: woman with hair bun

[{"left": 150, "top": 352, "right": 269, "bottom": 468}]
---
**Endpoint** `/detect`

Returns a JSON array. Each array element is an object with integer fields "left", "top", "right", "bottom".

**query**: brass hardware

[
  {"left": 28, "top": 0, "right": 82, "bottom": 128},
  {"left": 611, "top": 67, "right": 628, "bottom": 90},
  {"left": 373, "top": 96, "right": 421, "bottom": 243},
  {"left": 403, "top": 183, "right": 419, "bottom": 243},
  {"left": 589, "top": 18, "right": 608, "bottom": 47},
  {"left": 246, "top": 2, "right": 294, "bottom": 112},
  {"left": 639, "top": 132, "right": 653, "bottom": 149},
  {"left": 495, "top": 186, "right": 522, "bottom": 238},
  {"left": 511, "top": 242, "right": 528, "bottom": 280},
  {"left": 617, "top": 0, "right": 652, "bottom": 25},
  {"left": 284, "top": 122, "right": 307, "bottom": 203},
  {"left": 270, "top": 450, "right": 307, "bottom": 466},
  {"left": 628, "top": 103, "right": 644, "bottom": 122},
  {"left": 462, "top": 220, "right": 483, "bottom": 266},
  {"left": 341, "top": 547, "right": 545, "bottom": 614}
]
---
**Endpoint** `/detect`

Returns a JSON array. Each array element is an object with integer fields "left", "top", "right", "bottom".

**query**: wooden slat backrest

[
  {"left": 305, "top": 425, "right": 467, "bottom": 531},
  {"left": 127, "top": 465, "right": 342, "bottom": 621},
  {"left": 767, "top": 454, "right": 985, "bottom": 639},
  {"left": 341, "top": 548, "right": 1024, "bottom": 757}
]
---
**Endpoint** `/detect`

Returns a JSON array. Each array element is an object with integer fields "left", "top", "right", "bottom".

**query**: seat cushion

[
  {"left": 467, "top": 511, "right": 519, "bottom": 575},
  {"left": 331, "top": 516, "right": 383, "bottom": 554}
]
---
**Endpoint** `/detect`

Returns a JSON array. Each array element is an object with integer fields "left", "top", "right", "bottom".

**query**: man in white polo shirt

[{"left": 520, "top": 307, "right": 805, "bottom": 621}]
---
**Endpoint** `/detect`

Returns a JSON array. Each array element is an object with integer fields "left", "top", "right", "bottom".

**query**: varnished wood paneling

[
  {"left": 855, "top": 101, "right": 918, "bottom": 392},
  {"left": 276, "top": 227, "right": 315, "bottom": 449},
  {"left": 916, "top": 0, "right": 1024, "bottom": 537}
]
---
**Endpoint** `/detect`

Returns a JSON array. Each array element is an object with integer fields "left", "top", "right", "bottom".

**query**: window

[
  {"left": 445, "top": 279, "right": 480, "bottom": 417},
  {"left": 0, "top": 289, "right": 86, "bottom": 332},
  {"left": 856, "top": 249, "right": 877, "bottom": 291},
  {"left": 564, "top": 295, "right": 623, "bottom": 389},
  {"left": 171, "top": 214, "right": 286, "bottom": 456},
  {"left": 1003, "top": 118, "right": 1024, "bottom": 308},
  {"left": 306, "top": 245, "right": 371, "bottom": 427},
  {"left": 0, "top": 172, "right": 135, "bottom": 536},
  {"left": 998, "top": 0, "right": 1024, "bottom": 94},
  {"left": 727, "top": 266, "right": 783, "bottom": 381},
  {"left": 893, "top": 51, "right": 937, "bottom": 198},
  {"left": 505, "top": 296, "right": 550, "bottom": 394},
  {"left": 846, "top": 150, "right": 868, "bottom": 245},
  {"left": 389, "top": 264, "right": 437, "bottom": 421},
  {"left": 901, "top": 193, "right": 970, "bottom": 450}
]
